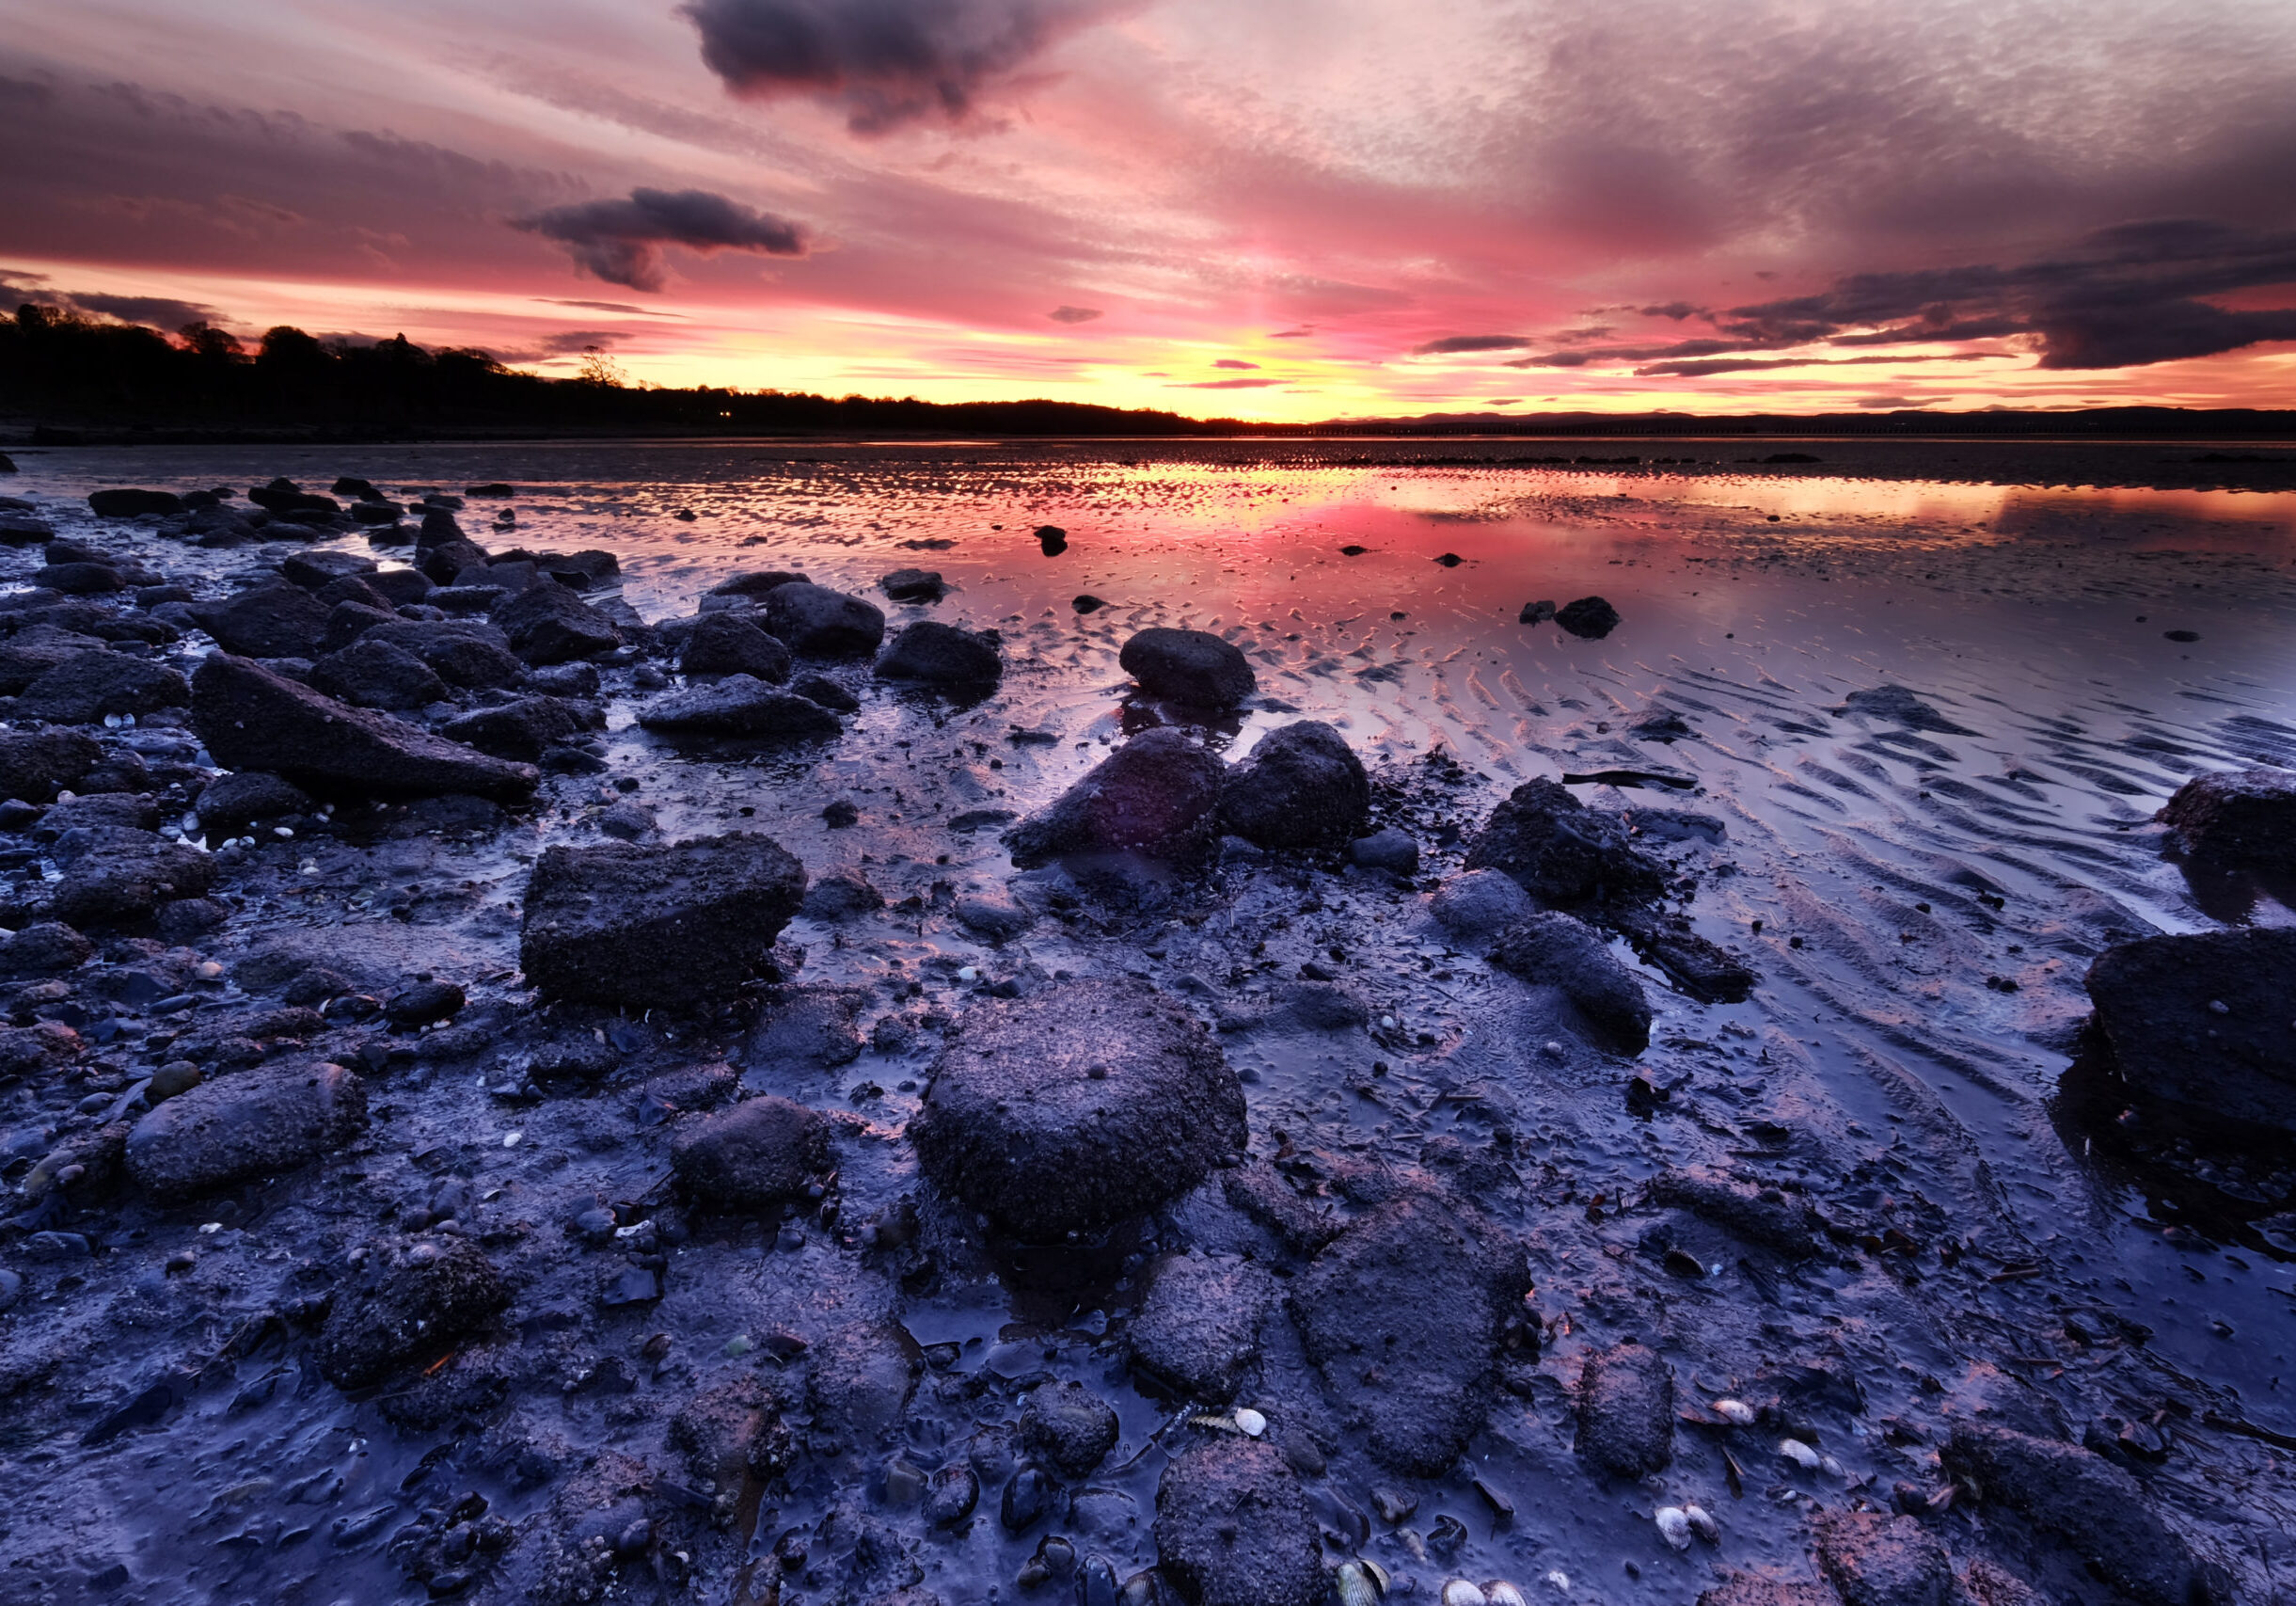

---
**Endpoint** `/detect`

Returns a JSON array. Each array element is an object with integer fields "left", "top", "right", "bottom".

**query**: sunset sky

[{"left": 4, "top": 0, "right": 2294, "bottom": 421}]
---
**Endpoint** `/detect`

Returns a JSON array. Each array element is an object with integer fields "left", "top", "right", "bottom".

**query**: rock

[
  {"left": 1021, "top": 1381, "right": 1120, "bottom": 1477},
  {"left": 954, "top": 890, "right": 1033, "bottom": 941},
  {"left": 875, "top": 621, "right": 1001, "bottom": 685},
  {"left": 1575, "top": 1341, "right": 1674, "bottom": 1477},
  {"left": 384, "top": 980, "right": 464, "bottom": 1026},
  {"left": 2083, "top": 926, "right": 2296, "bottom": 1132},
  {"left": 191, "top": 653, "right": 538, "bottom": 801},
  {"left": 1941, "top": 1423, "right": 2210, "bottom": 1606},
  {"left": 1555, "top": 596, "right": 1621, "bottom": 638},
  {"left": 1835, "top": 685, "right": 1974, "bottom": 735},
  {"left": 671, "top": 1095, "right": 831, "bottom": 1208},
  {"left": 670, "top": 1376, "right": 795, "bottom": 1487},
  {"left": 1153, "top": 1440, "right": 1323, "bottom": 1606},
  {"left": 2156, "top": 766, "right": 2296, "bottom": 867},
  {"left": 1610, "top": 905, "right": 1759, "bottom": 1003},
  {"left": 680, "top": 612, "right": 792, "bottom": 681},
  {"left": 249, "top": 478, "right": 339, "bottom": 517},
  {"left": 910, "top": 978, "right": 1246, "bottom": 1238},
  {"left": 1118, "top": 628, "right": 1255, "bottom": 708},
  {"left": 1129, "top": 1254, "right": 1271, "bottom": 1402},
  {"left": 1429, "top": 868, "right": 1537, "bottom": 938},
  {"left": 48, "top": 827, "right": 217, "bottom": 925},
  {"left": 0, "top": 625, "right": 107, "bottom": 693},
  {"left": 1349, "top": 826, "right": 1418, "bottom": 874},
  {"left": 1289, "top": 1192, "right": 1528, "bottom": 1474},
  {"left": 316, "top": 1233, "right": 508, "bottom": 1388},
  {"left": 518, "top": 833, "right": 807, "bottom": 1008},
  {"left": 0, "top": 921, "right": 95, "bottom": 978},
  {"left": 1217, "top": 722, "right": 1368, "bottom": 850},
  {"left": 37, "top": 792, "right": 157, "bottom": 837},
  {"left": 33, "top": 562, "right": 124, "bottom": 595},
  {"left": 764, "top": 582, "right": 886, "bottom": 657},
  {"left": 309, "top": 637, "right": 450, "bottom": 710},
  {"left": 706, "top": 569, "right": 808, "bottom": 601},
  {"left": 12, "top": 650, "right": 190, "bottom": 723},
  {"left": 1649, "top": 1168, "right": 1820, "bottom": 1257},
  {"left": 1814, "top": 1512, "right": 1955, "bottom": 1606},
  {"left": 1697, "top": 1580, "right": 1836, "bottom": 1606},
  {"left": 800, "top": 873, "right": 883, "bottom": 921},
  {"left": 0, "top": 513, "right": 47, "bottom": 545},
  {"left": 638, "top": 676, "right": 843, "bottom": 738},
  {"left": 320, "top": 600, "right": 398, "bottom": 651},
  {"left": 1037, "top": 525, "right": 1068, "bottom": 554},
  {"left": 196, "top": 771, "right": 314, "bottom": 833},
  {"left": 1518, "top": 598, "right": 1557, "bottom": 624},
  {"left": 364, "top": 621, "right": 526, "bottom": 689},
  {"left": 751, "top": 985, "right": 866, "bottom": 1068},
  {"left": 88, "top": 488, "right": 182, "bottom": 518},
  {"left": 439, "top": 696, "right": 595, "bottom": 761},
  {"left": 1004, "top": 728, "right": 1226, "bottom": 867},
  {"left": 1489, "top": 912, "right": 1653, "bottom": 1052},
  {"left": 189, "top": 583, "right": 334, "bottom": 659},
  {"left": 596, "top": 800, "right": 654, "bottom": 840},
  {"left": 809, "top": 1322, "right": 921, "bottom": 1440},
  {"left": 366, "top": 567, "right": 434, "bottom": 608},
  {"left": 124, "top": 1060, "right": 367, "bottom": 1200},
  {"left": 281, "top": 549, "right": 376, "bottom": 589},
  {"left": 793, "top": 673, "right": 859, "bottom": 712},
  {"left": 880, "top": 567, "right": 948, "bottom": 602},
  {"left": 1463, "top": 777, "right": 1669, "bottom": 903},
  {"left": 495, "top": 580, "right": 620, "bottom": 664}
]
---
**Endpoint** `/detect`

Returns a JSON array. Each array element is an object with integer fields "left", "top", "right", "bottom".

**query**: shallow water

[{"left": 3, "top": 438, "right": 2294, "bottom": 1604}]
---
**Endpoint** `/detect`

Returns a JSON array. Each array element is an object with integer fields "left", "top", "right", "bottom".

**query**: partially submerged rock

[
  {"left": 1489, "top": 911, "right": 1653, "bottom": 1052},
  {"left": 124, "top": 1060, "right": 366, "bottom": 1200},
  {"left": 317, "top": 1233, "right": 508, "bottom": 1389},
  {"left": 1119, "top": 627, "right": 1256, "bottom": 708},
  {"left": 2157, "top": 766, "right": 2296, "bottom": 867},
  {"left": 1429, "top": 867, "right": 1536, "bottom": 938},
  {"left": 1218, "top": 721, "right": 1369, "bottom": 850},
  {"left": 1575, "top": 1340, "right": 1675, "bottom": 1477},
  {"left": 47, "top": 827, "right": 217, "bottom": 926},
  {"left": 190, "top": 583, "right": 333, "bottom": 659},
  {"left": 1004, "top": 728, "right": 1225, "bottom": 867},
  {"left": 671, "top": 1094, "right": 831, "bottom": 1209},
  {"left": 495, "top": 579, "right": 620, "bottom": 664},
  {"left": 0, "top": 730, "right": 103, "bottom": 803},
  {"left": 1129, "top": 1253, "right": 1271, "bottom": 1402},
  {"left": 1814, "top": 1511, "right": 1955, "bottom": 1606},
  {"left": 765, "top": 582, "right": 886, "bottom": 657},
  {"left": 638, "top": 675, "right": 842, "bottom": 738},
  {"left": 1464, "top": 776, "right": 1669, "bottom": 903},
  {"left": 679, "top": 612, "right": 792, "bottom": 681},
  {"left": 1020, "top": 1380, "right": 1120, "bottom": 1477},
  {"left": 1154, "top": 1439, "right": 1323, "bottom": 1606},
  {"left": 2082, "top": 926, "right": 2296, "bottom": 1132},
  {"left": 875, "top": 620, "right": 1001, "bottom": 685},
  {"left": 12, "top": 650, "right": 189, "bottom": 724}
]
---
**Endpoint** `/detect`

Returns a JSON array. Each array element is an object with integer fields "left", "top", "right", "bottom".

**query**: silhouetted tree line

[{"left": 0, "top": 306, "right": 1227, "bottom": 438}]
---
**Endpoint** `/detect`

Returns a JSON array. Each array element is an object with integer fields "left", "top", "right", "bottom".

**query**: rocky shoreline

[{"left": 0, "top": 471, "right": 2288, "bottom": 1606}]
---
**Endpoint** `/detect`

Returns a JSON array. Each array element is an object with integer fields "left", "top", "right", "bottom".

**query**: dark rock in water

[
  {"left": 196, "top": 771, "right": 313, "bottom": 833},
  {"left": 1610, "top": 905, "right": 1758, "bottom": 1002},
  {"left": 596, "top": 800, "right": 654, "bottom": 839},
  {"left": 189, "top": 582, "right": 333, "bottom": 659},
  {"left": 13, "top": 651, "right": 189, "bottom": 724},
  {"left": 1129, "top": 1254, "right": 1271, "bottom": 1402},
  {"left": 48, "top": 827, "right": 217, "bottom": 925},
  {"left": 1218, "top": 721, "right": 1368, "bottom": 849},
  {"left": 638, "top": 675, "right": 843, "bottom": 738},
  {"left": 1555, "top": 596, "right": 1621, "bottom": 638},
  {"left": 707, "top": 568, "right": 808, "bottom": 601},
  {"left": 124, "top": 1060, "right": 366, "bottom": 1200},
  {"left": 365, "top": 566, "right": 434, "bottom": 607},
  {"left": 1649, "top": 1168, "right": 1819, "bottom": 1257},
  {"left": 1021, "top": 1380, "right": 1120, "bottom": 1477},
  {"left": 672, "top": 1094, "right": 831, "bottom": 1208},
  {"left": 33, "top": 562, "right": 124, "bottom": 595},
  {"left": 2156, "top": 766, "right": 2296, "bottom": 867},
  {"left": 765, "top": 582, "right": 887, "bottom": 657},
  {"left": 1119, "top": 628, "right": 1255, "bottom": 708},
  {"left": 309, "top": 637, "right": 449, "bottom": 711},
  {"left": 910, "top": 978, "right": 1246, "bottom": 1238},
  {"left": 925, "top": 1463, "right": 979, "bottom": 1527},
  {"left": 249, "top": 478, "right": 339, "bottom": 516},
  {"left": 1941, "top": 1423, "right": 2212, "bottom": 1606},
  {"left": 752, "top": 986, "right": 866, "bottom": 1069},
  {"left": 1349, "top": 826, "right": 1418, "bottom": 874},
  {"left": 1814, "top": 1511, "right": 1955, "bottom": 1606},
  {"left": 1290, "top": 1193, "right": 1528, "bottom": 1474},
  {"left": 519, "top": 833, "right": 807, "bottom": 1009},
  {"left": 810, "top": 1322, "right": 922, "bottom": 1441},
  {"left": 496, "top": 580, "right": 620, "bottom": 664},
  {"left": 1519, "top": 598, "right": 1557, "bottom": 624},
  {"left": 671, "top": 1375, "right": 795, "bottom": 1487},
  {"left": 281, "top": 549, "right": 375, "bottom": 589},
  {"left": 191, "top": 653, "right": 538, "bottom": 801},
  {"left": 1037, "top": 525, "right": 1068, "bottom": 555},
  {"left": 1489, "top": 912, "right": 1653, "bottom": 1052},
  {"left": 88, "top": 488, "right": 182, "bottom": 518},
  {"left": 38, "top": 792, "right": 156, "bottom": 837},
  {"left": 0, "top": 514, "right": 50, "bottom": 545},
  {"left": 384, "top": 980, "right": 465, "bottom": 1026},
  {"left": 1464, "top": 777, "right": 1669, "bottom": 904},
  {"left": 332, "top": 476, "right": 381, "bottom": 500},
  {"left": 1835, "top": 685, "right": 1975, "bottom": 735},
  {"left": 2082, "top": 926, "right": 2296, "bottom": 1132},
  {"left": 0, "top": 921, "right": 95, "bottom": 978},
  {"left": 954, "top": 888, "right": 1031, "bottom": 940},
  {"left": 1072, "top": 594, "right": 1105, "bottom": 613},
  {"left": 0, "top": 625, "right": 106, "bottom": 693},
  {"left": 317, "top": 1233, "right": 508, "bottom": 1388},
  {"left": 1575, "top": 1340, "right": 1674, "bottom": 1477},
  {"left": 680, "top": 612, "right": 792, "bottom": 681},
  {"left": 881, "top": 567, "right": 948, "bottom": 602},
  {"left": 1154, "top": 1439, "right": 1323, "bottom": 1606},
  {"left": 365, "top": 620, "right": 525, "bottom": 689},
  {"left": 439, "top": 696, "right": 595, "bottom": 761},
  {"left": 1632, "top": 708, "right": 1692, "bottom": 741},
  {"left": 801, "top": 873, "right": 883, "bottom": 921},
  {"left": 876, "top": 620, "right": 1001, "bottom": 685},
  {"left": 1004, "top": 728, "right": 1225, "bottom": 867},
  {"left": 792, "top": 673, "right": 859, "bottom": 712},
  {"left": 1430, "top": 868, "right": 1536, "bottom": 938}
]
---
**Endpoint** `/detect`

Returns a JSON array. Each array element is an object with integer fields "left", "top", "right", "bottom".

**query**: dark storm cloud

[
  {"left": 515, "top": 187, "right": 808, "bottom": 292},
  {"left": 66, "top": 292, "right": 218, "bottom": 329},
  {"left": 680, "top": 0, "right": 1125, "bottom": 134},
  {"left": 1047, "top": 304, "right": 1101, "bottom": 323},
  {"left": 1632, "top": 353, "right": 1986, "bottom": 379},
  {"left": 1413, "top": 334, "right": 1530, "bottom": 355}
]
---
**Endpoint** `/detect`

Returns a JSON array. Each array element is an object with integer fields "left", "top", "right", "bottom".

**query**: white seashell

[
  {"left": 1544, "top": 1574, "right": 1571, "bottom": 1594},
  {"left": 1714, "top": 1399, "right": 1755, "bottom": 1424},
  {"left": 503, "top": 1130, "right": 522, "bottom": 1147},
  {"left": 1820, "top": 1455, "right": 1846, "bottom": 1480},
  {"left": 1232, "top": 1407, "right": 1267, "bottom": 1438},
  {"left": 1685, "top": 1504, "right": 1718, "bottom": 1544},
  {"left": 274, "top": 826, "right": 293, "bottom": 837},
  {"left": 1779, "top": 1438, "right": 1822, "bottom": 1470},
  {"left": 1442, "top": 1582, "right": 1488, "bottom": 1606},
  {"left": 1486, "top": 1584, "right": 1528, "bottom": 1606},
  {"left": 1380, "top": 1015, "right": 1398, "bottom": 1028},
  {"left": 958, "top": 965, "right": 979, "bottom": 981},
  {"left": 1655, "top": 1507, "right": 1691, "bottom": 1551}
]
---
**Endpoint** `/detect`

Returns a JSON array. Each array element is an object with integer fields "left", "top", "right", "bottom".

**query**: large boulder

[
  {"left": 309, "top": 637, "right": 449, "bottom": 711},
  {"left": 1489, "top": 911, "right": 1654, "bottom": 1052},
  {"left": 1003, "top": 728, "right": 1225, "bottom": 867},
  {"left": 680, "top": 612, "right": 792, "bottom": 681},
  {"left": 1575, "top": 1340, "right": 1675, "bottom": 1477},
  {"left": 518, "top": 833, "right": 807, "bottom": 1009},
  {"left": 1129, "top": 1254, "right": 1272, "bottom": 1403},
  {"left": 1153, "top": 1439, "right": 1323, "bottom": 1606},
  {"left": 12, "top": 650, "right": 190, "bottom": 724},
  {"left": 0, "top": 626, "right": 107, "bottom": 694},
  {"left": 191, "top": 653, "right": 537, "bottom": 801},
  {"left": 495, "top": 580, "right": 620, "bottom": 664},
  {"left": 47, "top": 827, "right": 216, "bottom": 926},
  {"left": 1119, "top": 628, "right": 1255, "bottom": 708},
  {"left": 1289, "top": 1192, "right": 1528, "bottom": 1473},
  {"left": 0, "top": 730, "right": 103, "bottom": 802},
  {"left": 125, "top": 1060, "right": 367, "bottom": 1200},
  {"left": 88, "top": 488, "right": 182, "bottom": 518},
  {"left": 189, "top": 583, "right": 333, "bottom": 659},
  {"left": 910, "top": 979, "right": 1246, "bottom": 1239},
  {"left": 316, "top": 1234, "right": 508, "bottom": 1389},
  {"left": 439, "top": 696, "right": 595, "bottom": 761},
  {"left": 2157, "top": 766, "right": 2296, "bottom": 867},
  {"left": 1218, "top": 721, "right": 1369, "bottom": 849},
  {"left": 364, "top": 620, "right": 526, "bottom": 689},
  {"left": 1429, "top": 867, "right": 1537, "bottom": 938},
  {"left": 637, "top": 676, "right": 841, "bottom": 738},
  {"left": 2083, "top": 927, "right": 2296, "bottom": 1132},
  {"left": 875, "top": 621, "right": 1001, "bottom": 686},
  {"left": 671, "top": 1095, "right": 831, "bottom": 1209},
  {"left": 764, "top": 582, "right": 886, "bottom": 657},
  {"left": 1463, "top": 776, "right": 1669, "bottom": 903}
]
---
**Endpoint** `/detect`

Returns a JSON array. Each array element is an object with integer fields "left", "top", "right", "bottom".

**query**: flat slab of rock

[
  {"left": 1219, "top": 721, "right": 1368, "bottom": 849},
  {"left": 2083, "top": 926, "right": 2296, "bottom": 1131},
  {"left": 1129, "top": 1253, "right": 1271, "bottom": 1402},
  {"left": 1289, "top": 1192, "right": 1528, "bottom": 1473},
  {"left": 1119, "top": 627, "right": 1255, "bottom": 707},
  {"left": 317, "top": 1233, "right": 507, "bottom": 1388},
  {"left": 191, "top": 653, "right": 537, "bottom": 802},
  {"left": 638, "top": 675, "right": 841, "bottom": 738},
  {"left": 1464, "top": 776, "right": 1669, "bottom": 903},
  {"left": 672, "top": 1094, "right": 831, "bottom": 1208},
  {"left": 1004, "top": 727, "right": 1225, "bottom": 867},
  {"left": 1489, "top": 911, "right": 1653, "bottom": 1052},
  {"left": 911, "top": 978, "right": 1245, "bottom": 1238},
  {"left": 125, "top": 1061, "right": 366, "bottom": 1200},
  {"left": 2157, "top": 765, "right": 2296, "bottom": 867},
  {"left": 519, "top": 832, "right": 807, "bottom": 1008},
  {"left": 1575, "top": 1339, "right": 1675, "bottom": 1476},
  {"left": 1154, "top": 1439, "right": 1323, "bottom": 1606}
]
